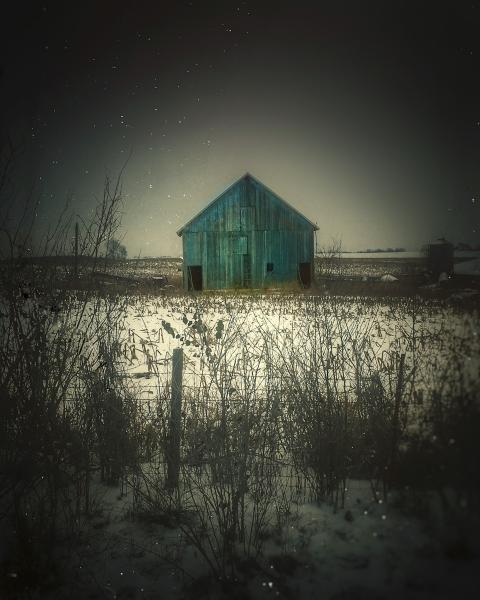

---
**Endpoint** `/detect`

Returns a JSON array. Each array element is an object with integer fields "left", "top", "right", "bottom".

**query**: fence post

[
  {"left": 166, "top": 348, "right": 183, "bottom": 490},
  {"left": 388, "top": 352, "right": 405, "bottom": 492},
  {"left": 74, "top": 221, "right": 79, "bottom": 279}
]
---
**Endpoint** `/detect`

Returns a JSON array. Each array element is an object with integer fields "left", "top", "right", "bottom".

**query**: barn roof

[{"left": 176, "top": 173, "right": 319, "bottom": 236}]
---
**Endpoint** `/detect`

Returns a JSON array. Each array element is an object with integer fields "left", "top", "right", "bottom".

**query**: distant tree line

[
  {"left": 455, "top": 242, "right": 480, "bottom": 251},
  {"left": 106, "top": 238, "right": 127, "bottom": 259},
  {"left": 342, "top": 247, "right": 407, "bottom": 254},
  {"left": 366, "top": 247, "right": 405, "bottom": 253}
]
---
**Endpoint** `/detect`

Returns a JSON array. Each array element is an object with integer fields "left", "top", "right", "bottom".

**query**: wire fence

[{"left": 116, "top": 346, "right": 354, "bottom": 506}]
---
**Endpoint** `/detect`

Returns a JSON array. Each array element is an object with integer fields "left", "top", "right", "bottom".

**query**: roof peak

[{"left": 177, "top": 173, "right": 318, "bottom": 235}]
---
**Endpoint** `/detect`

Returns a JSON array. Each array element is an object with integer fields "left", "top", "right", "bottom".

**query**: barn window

[{"left": 266, "top": 262, "right": 274, "bottom": 272}]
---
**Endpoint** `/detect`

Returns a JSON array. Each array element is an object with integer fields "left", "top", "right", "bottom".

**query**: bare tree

[
  {"left": 316, "top": 236, "right": 344, "bottom": 279},
  {"left": 106, "top": 237, "right": 128, "bottom": 260},
  {"left": 0, "top": 139, "right": 137, "bottom": 592}
]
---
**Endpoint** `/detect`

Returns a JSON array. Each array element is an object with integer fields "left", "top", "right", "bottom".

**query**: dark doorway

[
  {"left": 298, "top": 262, "right": 311, "bottom": 287},
  {"left": 187, "top": 266, "right": 202, "bottom": 291}
]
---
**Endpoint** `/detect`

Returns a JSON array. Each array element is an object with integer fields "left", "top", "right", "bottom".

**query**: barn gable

[
  {"left": 177, "top": 173, "right": 318, "bottom": 236},
  {"left": 177, "top": 173, "right": 318, "bottom": 290}
]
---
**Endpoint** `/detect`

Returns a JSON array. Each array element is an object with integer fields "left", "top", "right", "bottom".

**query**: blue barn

[{"left": 177, "top": 173, "right": 318, "bottom": 290}]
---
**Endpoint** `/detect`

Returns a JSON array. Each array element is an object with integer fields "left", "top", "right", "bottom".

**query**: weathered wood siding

[{"left": 180, "top": 174, "right": 316, "bottom": 290}]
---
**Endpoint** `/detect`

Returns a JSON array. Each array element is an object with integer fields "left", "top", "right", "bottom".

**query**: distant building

[
  {"left": 177, "top": 173, "right": 318, "bottom": 290},
  {"left": 424, "top": 238, "right": 454, "bottom": 280}
]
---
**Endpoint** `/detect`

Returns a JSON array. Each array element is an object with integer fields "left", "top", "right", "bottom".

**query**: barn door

[
  {"left": 298, "top": 262, "right": 311, "bottom": 288},
  {"left": 230, "top": 235, "right": 250, "bottom": 288},
  {"left": 187, "top": 266, "right": 202, "bottom": 291},
  {"left": 243, "top": 254, "right": 251, "bottom": 288},
  {"left": 231, "top": 255, "right": 243, "bottom": 288}
]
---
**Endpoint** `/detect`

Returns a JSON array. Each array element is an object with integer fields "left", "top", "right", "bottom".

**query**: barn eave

[{"left": 176, "top": 172, "right": 319, "bottom": 236}]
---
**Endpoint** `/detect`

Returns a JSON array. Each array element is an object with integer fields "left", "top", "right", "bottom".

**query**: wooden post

[
  {"left": 166, "top": 348, "right": 183, "bottom": 490},
  {"left": 388, "top": 352, "right": 405, "bottom": 494},
  {"left": 74, "top": 221, "right": 79, "bottom": 278}
]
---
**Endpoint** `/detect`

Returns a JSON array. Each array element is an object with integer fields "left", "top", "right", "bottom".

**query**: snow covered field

[
  {"left": 117, "top": 293, "right": 478, "bottom": 404},
  {"left": 3, "top": 290, "right": 479, "bottom": 600},
  {"left": 54, "top": 292, "right": 479, "bottom": 599}
]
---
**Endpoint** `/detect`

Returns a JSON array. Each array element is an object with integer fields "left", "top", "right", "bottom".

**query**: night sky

[{"left": 1, "top": 1, "right": 479, "bottom": 255}]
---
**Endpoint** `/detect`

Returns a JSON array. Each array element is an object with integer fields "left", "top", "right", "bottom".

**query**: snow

[
  {"left": 113, "top": 294, "right": 477, "bottom": 406},
  {"left": 5, "top": 291, "right": 478, "bottom": 599},
  {"left": 50, "top": 475, "right": 480, "bottom": 600},
  {"left": 380, "top": 274, "right": 398, "bottom": 282},
  {"left": 454, "top": 258, "right": 480, "bottom": 276}
]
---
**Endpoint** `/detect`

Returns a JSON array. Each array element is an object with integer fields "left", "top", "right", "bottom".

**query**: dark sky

[{"left": 1, "top": 0, "right": 479, "bottom": 254}]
